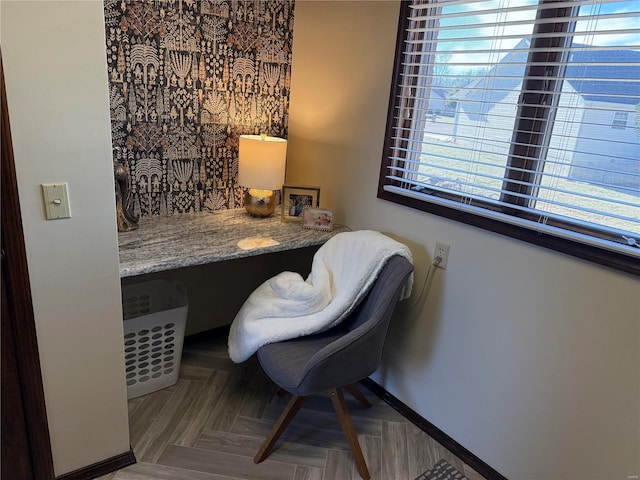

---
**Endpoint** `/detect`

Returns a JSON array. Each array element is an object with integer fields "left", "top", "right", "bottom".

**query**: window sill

[{"left": 378, "top": 187, "right": 640, "bottom": 277}]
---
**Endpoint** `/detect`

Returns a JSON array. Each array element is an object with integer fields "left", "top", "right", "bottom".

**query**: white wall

[
  {"left": 1, "top": 1, "right": 130, "bottom": 476},
  {"left": 288, "top": 2, "right": 640, "bottom": 479}
]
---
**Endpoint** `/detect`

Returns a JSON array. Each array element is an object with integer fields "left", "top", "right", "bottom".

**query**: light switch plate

[{"left": 41, "top": 183, "right": 71, "bottom": 220}]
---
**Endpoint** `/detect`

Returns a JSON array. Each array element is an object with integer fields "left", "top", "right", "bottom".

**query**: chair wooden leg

[
  {"left": 344, "top": 383, "right": 372, "bottom": 408},
  {"left": 254, "top": 394, "right": 306, "bottom": 464},
  {"left": 328, "top": 388, "right": 371, "bottom": 480}
]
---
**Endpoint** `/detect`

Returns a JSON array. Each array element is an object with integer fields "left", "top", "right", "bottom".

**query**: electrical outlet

[{"left": 434, "top": 241, "right": 450, "bottom": 270}]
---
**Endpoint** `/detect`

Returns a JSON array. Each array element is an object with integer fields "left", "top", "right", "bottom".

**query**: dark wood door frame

[{"left": 1, "top": 52, "right": 56, "bottom": 480}]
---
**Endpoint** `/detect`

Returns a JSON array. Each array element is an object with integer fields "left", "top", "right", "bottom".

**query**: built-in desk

[{"left": 118, "top": 208, "right": 347, "bottom": 278}]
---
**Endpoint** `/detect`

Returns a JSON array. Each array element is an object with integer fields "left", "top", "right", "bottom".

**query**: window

[
  {"left": 378, "top": 0, "right": 640, "bottom": 274},
  {"left": 612, "top": 111, "right": 629, "bottom": 129}
]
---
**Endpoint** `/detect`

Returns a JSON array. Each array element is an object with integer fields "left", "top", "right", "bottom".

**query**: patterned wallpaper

[{"left": 104, "top": 0, "right": 294, "bottom": 216}]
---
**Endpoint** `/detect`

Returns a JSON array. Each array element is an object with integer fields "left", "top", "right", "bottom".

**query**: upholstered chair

[{"left": 253, "top": 255, "right": 414, "bottom": 480}]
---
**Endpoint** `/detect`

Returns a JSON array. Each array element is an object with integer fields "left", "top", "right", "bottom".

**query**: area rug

[{"left": 416, "top": 459, "right": 468, "bottom": 480}]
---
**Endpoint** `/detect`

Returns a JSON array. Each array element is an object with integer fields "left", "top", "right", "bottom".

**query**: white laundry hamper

[{"left": 121, "top": 280, "right": 188, "bottom": 399}]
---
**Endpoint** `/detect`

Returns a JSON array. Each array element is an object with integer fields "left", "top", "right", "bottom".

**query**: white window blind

[{"left": 379, "top": 0, "right": 640, "bottom": 270}]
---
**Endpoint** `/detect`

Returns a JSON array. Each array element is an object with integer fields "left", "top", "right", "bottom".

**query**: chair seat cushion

[{"left": 257, "top": 328, "right": 345, "bottom": 393}]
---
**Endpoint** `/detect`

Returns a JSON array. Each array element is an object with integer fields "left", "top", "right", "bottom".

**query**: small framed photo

[
  {"left": 281, "top": 185, "right": 320, "bottom": 222},
  {"left": 301, "top": 207, "right": 334, "bottom": 231}
]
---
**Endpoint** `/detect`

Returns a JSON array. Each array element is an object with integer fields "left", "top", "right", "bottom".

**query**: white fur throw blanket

[{"left": 228, "top": 230, "right": 413, "bottom": 363}]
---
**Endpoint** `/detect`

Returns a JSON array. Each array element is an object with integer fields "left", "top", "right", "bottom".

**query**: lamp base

[{"left": 244, "top": 189, "right": 277, "bottom": 217}]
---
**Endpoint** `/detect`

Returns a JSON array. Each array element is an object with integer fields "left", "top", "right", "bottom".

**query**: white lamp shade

[{"left": 238, "top": 135, "right": 287, "bottom": 190}]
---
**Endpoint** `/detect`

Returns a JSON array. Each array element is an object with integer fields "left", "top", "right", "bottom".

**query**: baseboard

[
  {"left": 56, "top": 448, "right": 135, "bottom": 480},
  {"left": 360, "top": 378, "right": 508, "bottom": 480}
]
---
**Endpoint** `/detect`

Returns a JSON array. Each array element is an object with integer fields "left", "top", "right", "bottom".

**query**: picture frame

[
  {"left": 281, "top": 185, "right": 320, "bottom": 222},
  {"left": 301, "top": 207, "right": 334, "bottom": 231}
]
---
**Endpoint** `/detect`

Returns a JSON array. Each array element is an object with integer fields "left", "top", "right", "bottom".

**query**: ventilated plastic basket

[{"left": 121, "top": 280, "right": 188, "bottom": 399}]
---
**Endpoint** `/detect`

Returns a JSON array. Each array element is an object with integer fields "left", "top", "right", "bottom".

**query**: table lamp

[{"left": 238, "top": 134, "right": 287, "bottom": 217}]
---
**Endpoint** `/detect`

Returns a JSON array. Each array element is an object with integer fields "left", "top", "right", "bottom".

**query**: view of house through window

[{"left": 380, "top": 0, "right": 639, "bottom": 271}]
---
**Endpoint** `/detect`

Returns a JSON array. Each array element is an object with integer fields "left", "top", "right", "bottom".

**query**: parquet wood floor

[{"left": 98, "top": 333, "right": 485, "bottom": 480}]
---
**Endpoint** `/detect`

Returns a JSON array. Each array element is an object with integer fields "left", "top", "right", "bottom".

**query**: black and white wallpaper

[{"left": 104, "top": 0, "right": 294, "bottom": 216}]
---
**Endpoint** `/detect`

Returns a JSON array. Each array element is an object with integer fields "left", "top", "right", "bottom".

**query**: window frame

[
  {"left": 612, "top": 111, "right": 629, "bottom": 130},
  {"left": 377, "top": 0, "right": 639, "bottom": 276}
]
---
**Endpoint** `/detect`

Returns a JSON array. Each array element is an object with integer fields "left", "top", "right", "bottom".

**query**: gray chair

[{"left": 253, "top": 255, "right": 414, "bottom": 480}]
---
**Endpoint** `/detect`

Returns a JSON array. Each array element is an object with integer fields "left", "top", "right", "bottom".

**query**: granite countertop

[{"left": 118, "top": 209, "right": 347, "bottom": 277}]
